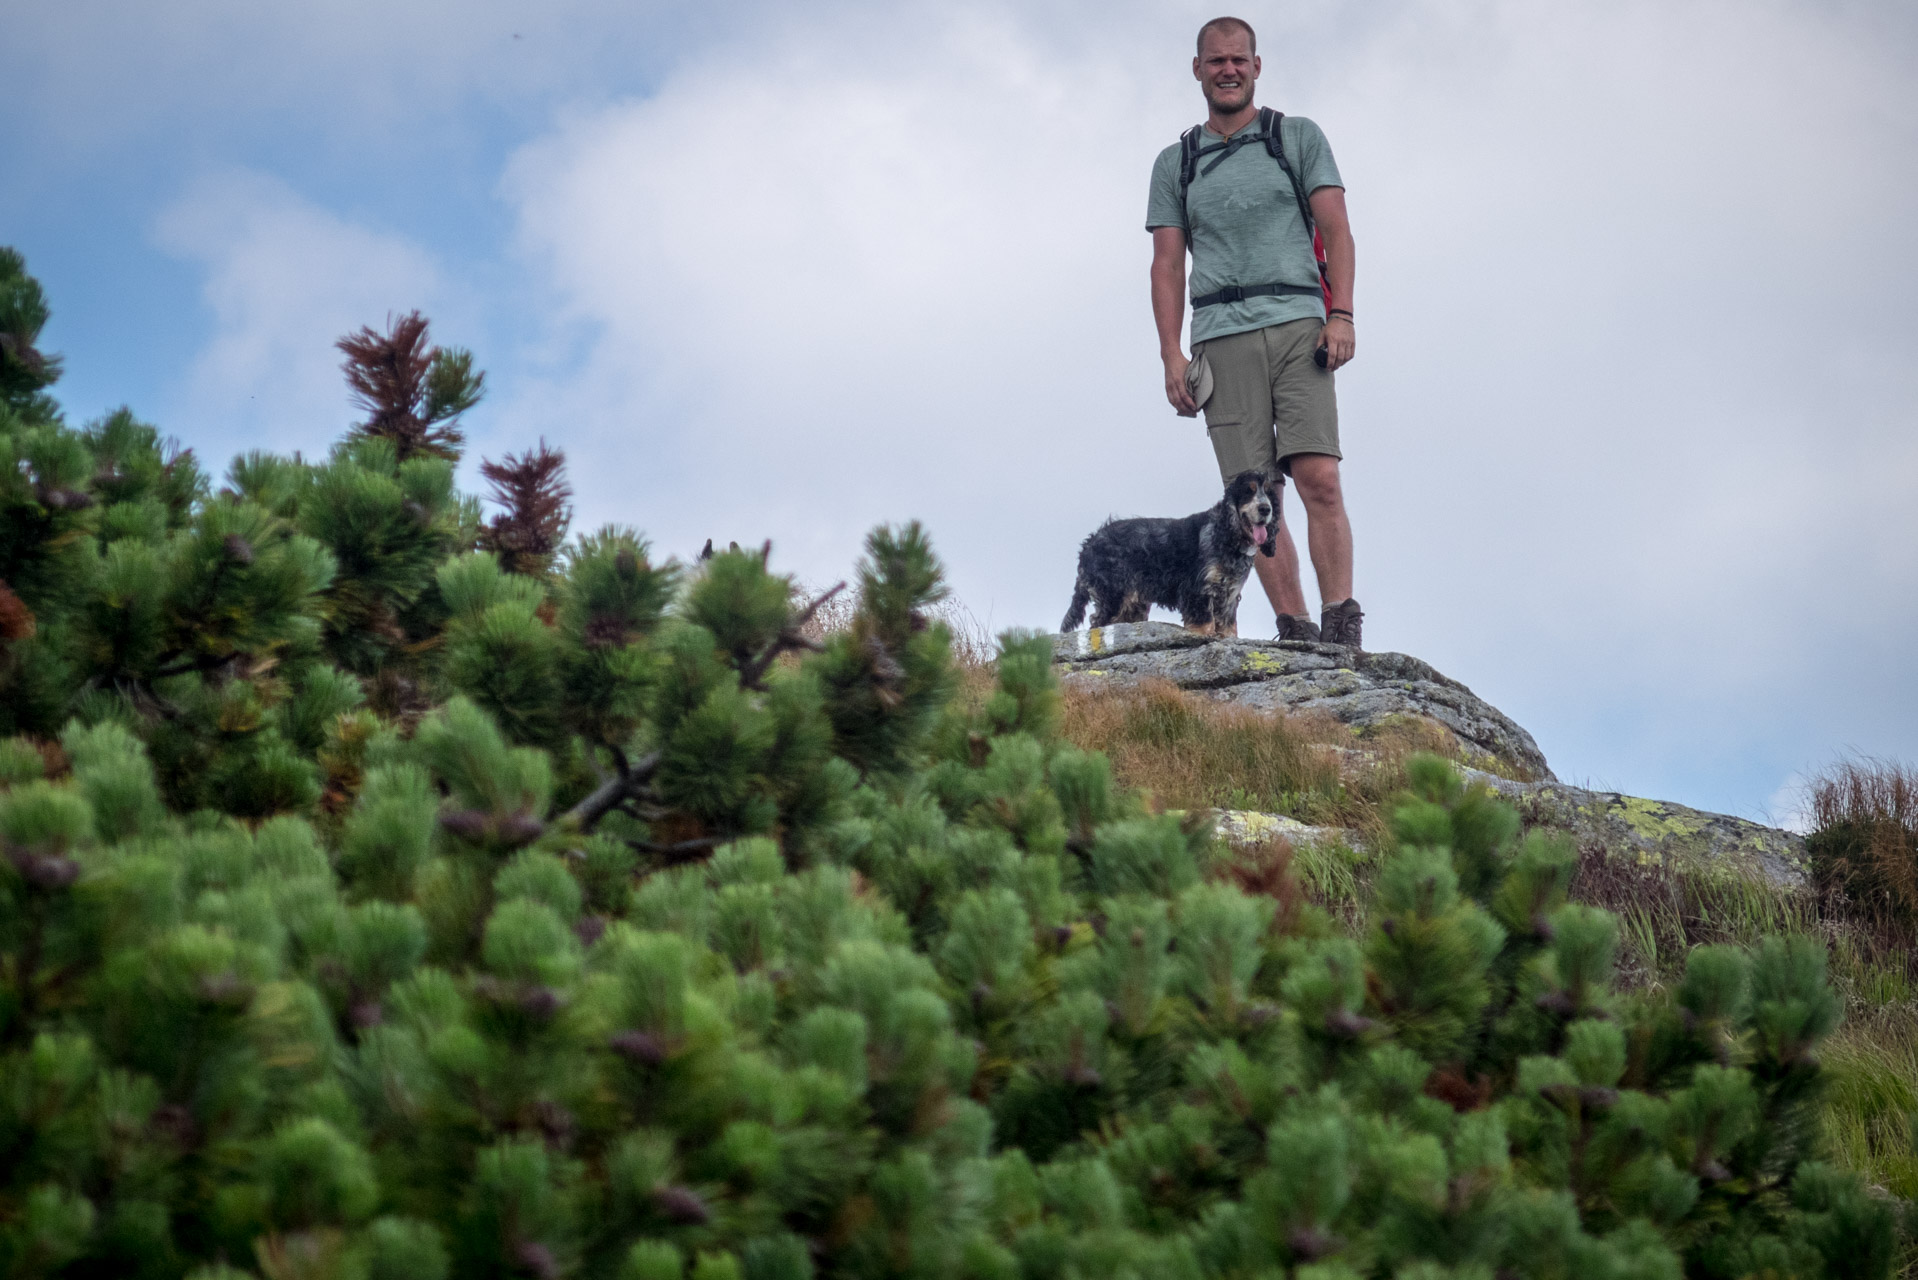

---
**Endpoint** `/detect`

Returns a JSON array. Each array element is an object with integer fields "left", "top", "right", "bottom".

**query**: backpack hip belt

[{"left": 1191, "top": 281, "right": 1321, "bottom": 309}]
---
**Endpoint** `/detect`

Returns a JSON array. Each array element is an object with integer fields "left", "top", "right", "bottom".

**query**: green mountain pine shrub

[{"left": 0, "top": 248, "right": 1907, "bottom": 1278}]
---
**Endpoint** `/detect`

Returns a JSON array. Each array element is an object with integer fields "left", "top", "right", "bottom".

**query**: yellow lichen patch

[
  {"left": 1086, "top": 627, "right": 1105, "bottom": 653},
  {"left": 1242, "top": 650, "right": 1286, "bottom": 675},
  {"left": 1221, "top": 811, "right": 1291, "bottom": 840},
  {"left": 1613, "top": 795, "right": 1708, "bottom": 843}
]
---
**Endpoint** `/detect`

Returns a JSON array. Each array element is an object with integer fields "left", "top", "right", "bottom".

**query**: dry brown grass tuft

[
  {"left": 1808, "top": 759, "right": 1918, "bottom": 940},
  {"left": 1056, "top": 676, "right": 1490, "bottom": 851},
  {"left": 1056, "top": 676, "right": 1412, "bottom": 842}
]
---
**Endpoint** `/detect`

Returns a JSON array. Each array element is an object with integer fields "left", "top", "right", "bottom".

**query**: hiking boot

[
  {"left": 1276, "top": 613, "right": 1321, "bottom": 642},
  {"left": 1320, "top": 598, "right": 1364, "bottom": 649}
]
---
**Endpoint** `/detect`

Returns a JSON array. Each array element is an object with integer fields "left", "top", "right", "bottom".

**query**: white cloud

[
  {"left": 499, "top": 0, "right": 1918, "bottom": 813},
  {"left": 500, "top": 6, "right": 1194, "bottom": 589},
  {"left": 153, "top": 169, "right": 450, "bottom": 467}
]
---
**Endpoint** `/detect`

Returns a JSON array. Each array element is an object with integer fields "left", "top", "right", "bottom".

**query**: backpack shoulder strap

[
  {"left": 1264, "top": 110, "right": 1320, "bottom": 236},
  {"left": 1260, "top": 107, "right": 1288, "bottom": 167},
  {"left": 1176, "top": 124, "right": 1206, "bottom": 244},
  {"left": 1178, "top": 124, "right": 1207, "bottom": 192}
]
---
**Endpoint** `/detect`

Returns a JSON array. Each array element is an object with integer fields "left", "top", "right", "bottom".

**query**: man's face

[{"left": 1193, "top": 30, "right": 1259, "bottom": 116}]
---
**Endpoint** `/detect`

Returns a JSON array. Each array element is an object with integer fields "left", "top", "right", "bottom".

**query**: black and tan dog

[{"left": 1061, "top": 470, "right": 1280, "bottom": 637}]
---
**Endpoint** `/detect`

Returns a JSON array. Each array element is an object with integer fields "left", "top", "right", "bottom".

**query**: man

[{"left": 1147, "top": 16, "right": 1362, "bottom": 647}]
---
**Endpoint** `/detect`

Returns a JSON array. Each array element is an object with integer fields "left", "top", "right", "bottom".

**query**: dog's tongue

[{"left": 1249, "top": 523, "right": 1269, "bottom": 544}]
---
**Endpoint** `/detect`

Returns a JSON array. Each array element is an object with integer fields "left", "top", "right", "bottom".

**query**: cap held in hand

[{"left": 1183, "top": 353, "right": 1214, "bottom": 417}]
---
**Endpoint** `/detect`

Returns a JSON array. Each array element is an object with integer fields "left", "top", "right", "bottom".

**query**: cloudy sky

[{"left": 5, "top": 0, "right": 1915, "bottom": 825}]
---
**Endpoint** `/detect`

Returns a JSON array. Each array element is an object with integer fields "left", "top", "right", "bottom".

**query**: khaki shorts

[{"left": 1191, "top": 317, "right": 1340, "bottom": 483}]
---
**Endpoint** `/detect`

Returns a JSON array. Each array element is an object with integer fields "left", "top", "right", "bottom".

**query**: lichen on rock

[{"left": 1463, "top": 770, "right": 1809, "bottom": 889}]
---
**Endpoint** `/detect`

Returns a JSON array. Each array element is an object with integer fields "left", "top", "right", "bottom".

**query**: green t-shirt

[{"left": 1146, "top": 114, "right": 1343, "bottom": 345}]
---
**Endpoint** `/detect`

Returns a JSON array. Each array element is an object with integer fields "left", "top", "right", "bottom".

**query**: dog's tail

[{"left": 1061, "top": 569, "right": 1092, "bottom": 632}]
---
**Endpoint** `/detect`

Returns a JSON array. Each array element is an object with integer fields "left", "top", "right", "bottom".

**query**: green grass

[
  {"left": 1289, "top": 837, "right": 1367, "bottom": 910},
  {"left": 1566, "top": 845, "right": 1828, "bottom": 990},
  {"left": 1824, "top": 1014, "right": 1918, "bottom": 1202}
]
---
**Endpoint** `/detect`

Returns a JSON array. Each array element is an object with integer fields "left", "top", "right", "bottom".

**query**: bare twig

[
  {"left": 626, "top": 835, "right": 728, "bottom": 866},
  {"left": 152, "top": 653, "right": 237, "bottom": 680},
  {"left": 790, "top": 581, "right": 847, "bottom": 633},
  {"left": 738, "top": 581, "right": 845, "bottom": 690},
  {"left": 564, "top": 751, "right": 661, "bottom": 832}
]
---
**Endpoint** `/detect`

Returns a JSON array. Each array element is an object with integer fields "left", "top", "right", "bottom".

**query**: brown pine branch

[
  {"left": 478, "top": 441, "right": 573, "bottom": 575},
  {"left": 335, "top": 311, "right": 467, "bottom": 461}
]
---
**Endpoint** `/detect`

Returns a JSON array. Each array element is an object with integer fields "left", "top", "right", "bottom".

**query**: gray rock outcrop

[
  {"left": 1053, "top": 621, "right": 1552, "bottom": 781},
  {"left": 1054, "top": 622, "right": 1809, "bottom": 890},
  {"left": 1462, "top": 771, "right": 1808, "bottom": 889}
]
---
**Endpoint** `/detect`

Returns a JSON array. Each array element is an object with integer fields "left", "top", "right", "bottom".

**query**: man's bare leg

[
  {"left": 1287, "top": 454, "right": 1354, "bottom": 605},
  {"left": 1252, "top": 501, "right": 1311, "bottom": 620}
]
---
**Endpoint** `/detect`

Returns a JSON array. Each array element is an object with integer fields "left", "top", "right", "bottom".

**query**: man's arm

[
  {"left": 1309, "top": 185, "right": 1356, "bottom": 371},
  {"left": 1151, "top": 226, "right": 1196, "bottom": 415}
]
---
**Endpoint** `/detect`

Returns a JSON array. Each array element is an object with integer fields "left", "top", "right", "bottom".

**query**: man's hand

[
  {"left": 1150, "top": 227, "right": 1195, "bottom": 416},
  {"left": 1308, "top": 186, "right": 1357, "bottom": 372},
  {"left": 1164, "top": 351, "right": 1197, "bottom": 416},
  {"left": 1318, "top": 316, "right": 1355, "bottom": 371}
]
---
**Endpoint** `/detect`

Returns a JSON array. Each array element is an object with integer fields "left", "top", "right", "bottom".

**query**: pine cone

[
  {"left": 651, "top": 1185, "right": 711, "bottom": 1224},
  {"left": 196, "top": 972, "right": 253, "bottom": 1008},
  {"left": 8, "top": 849, "right": 79, "bottom": 889},
  {"left": 518, "top": 986, "right": 564, "bottom": 1021},
  {"left": 1287, "top": 1228, "right": 1341, "bottom": 1261},
  {"left": 38, "top": 486, "right": 93, "bottom": 512},
  {"left": 514, "top": 1241, "right": 560, "bottom": 1280},
  {"left": 1323, "top": 1009, "right": 1376, "bottom": 1040},
  {"left": 495, "top": 812, "right": 547, "bottom": 847},
  {"left": 438, "top": 808, "right": 491, "bottom": 840},
  {"left": 610, "top": 1030, "right": 669, "bottom": 1066}
]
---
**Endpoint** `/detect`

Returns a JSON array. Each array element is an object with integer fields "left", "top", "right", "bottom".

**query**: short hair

[{"left": 1196, "top": 16, "right": 1257, "bottom": 56}]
